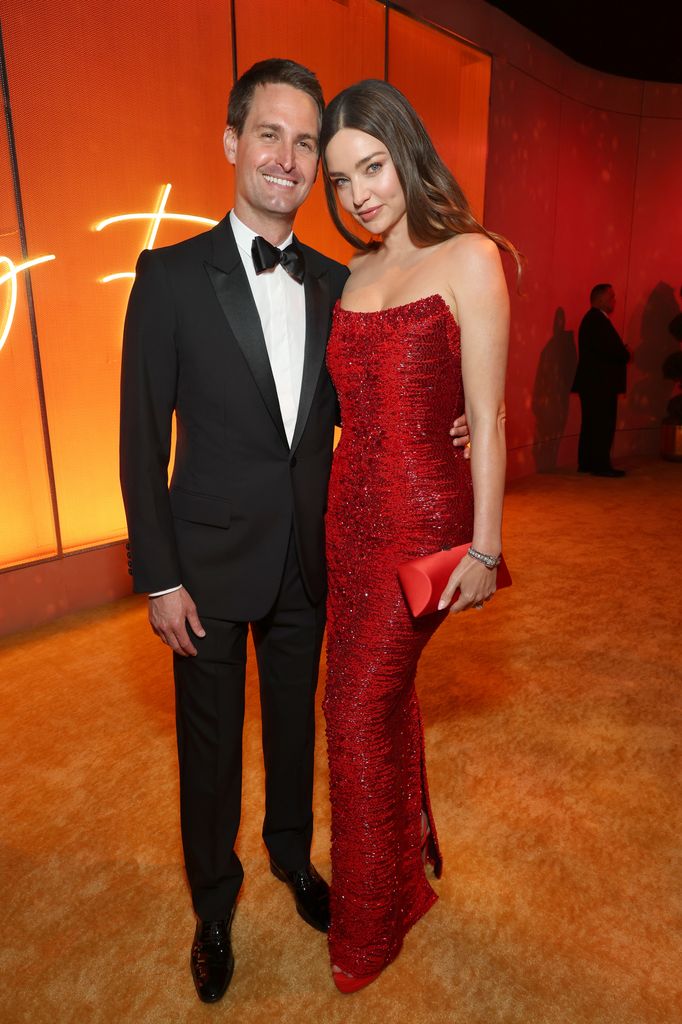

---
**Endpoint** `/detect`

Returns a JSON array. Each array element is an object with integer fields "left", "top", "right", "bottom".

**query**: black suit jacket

[
  {"left": 572, "top": 307, "right": 630, "bottom": 396},
  {"left": 120, "top": 216, "right": 348, "bottom": 620}
]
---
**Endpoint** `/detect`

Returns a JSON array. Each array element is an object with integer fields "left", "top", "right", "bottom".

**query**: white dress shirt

[
  {"left": 230, "top": 210, "right": 306, "bottom": 446},
  {"left": 148, "top": 210, "right": 306, "bottom": 597}
]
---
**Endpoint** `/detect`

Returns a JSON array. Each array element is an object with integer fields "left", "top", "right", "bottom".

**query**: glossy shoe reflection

[
  {"left": 190, "top": 914, "right": 235, "bottom": 1003},
  {"left": 270, "top": 859, "right": 330, "bottom": 932}
]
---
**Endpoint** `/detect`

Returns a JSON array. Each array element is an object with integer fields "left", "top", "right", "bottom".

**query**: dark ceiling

[{"left": 484, "top": 2, "right": 682, "bottom": 83}]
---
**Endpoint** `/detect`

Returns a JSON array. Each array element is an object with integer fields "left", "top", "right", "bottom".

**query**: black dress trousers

[
  {"left": 173, "top": 532, "right": 326, "bottom": 922},
  {"left": 578, "top": 389, "right": 618, "bottom": 473}
]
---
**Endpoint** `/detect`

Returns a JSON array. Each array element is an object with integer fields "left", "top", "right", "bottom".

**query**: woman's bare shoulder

[
  {"left": 441, "top": 232, "right": 502, "bottom": 286},
  {"left": 443, "top": 231, "right": 499, "bottom": 261}
]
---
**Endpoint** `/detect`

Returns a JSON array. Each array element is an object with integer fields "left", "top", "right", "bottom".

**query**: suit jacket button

[
  {"left": 290, "top": 456, "right": 297, "bottom": 468},
  {"left": 128, "top": 568, "right": 133, "bottom": 575}
]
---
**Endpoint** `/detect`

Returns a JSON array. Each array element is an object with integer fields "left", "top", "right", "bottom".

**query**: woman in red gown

[{"left": 319, "top": 80, "right": 517, "bottom": 992}]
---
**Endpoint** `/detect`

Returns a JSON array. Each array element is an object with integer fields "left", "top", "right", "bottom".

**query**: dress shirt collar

[{"left": 229, "top": 209, "right": 294, "bottom": 258}]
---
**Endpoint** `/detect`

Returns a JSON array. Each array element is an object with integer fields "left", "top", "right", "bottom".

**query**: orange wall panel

[
  {"left": 388, "top": 10, "right": 490, "bottom": 221},
  {"left": 0, "top": 130, "right": 57, "bottom": 567},
  {"left": 552, "top": 99, "right": 639, "bottom": 337},
  {"left": 484, "top": 62, "right": 565, "bottom": 469},
  {"left": 624, "top": 115, "right": 682, "bottom": 433},
  {"left": 486, "top": 55, "right": 682, "bottom": 475},
  {"left": 2, "top": 0, "right": 233, "bottom": 554}
]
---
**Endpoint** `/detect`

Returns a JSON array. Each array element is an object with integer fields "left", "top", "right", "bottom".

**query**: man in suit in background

[
  {"left": 572, "top": 283, "right": 630, "bottom": 477},
  {"left": 120, "top": 56, "right": 472, "bottom": 1003}
]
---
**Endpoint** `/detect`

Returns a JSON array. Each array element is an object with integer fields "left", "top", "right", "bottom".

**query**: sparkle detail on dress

[{"left": 324, "top": 293, "right": 474, "bottom": 977}]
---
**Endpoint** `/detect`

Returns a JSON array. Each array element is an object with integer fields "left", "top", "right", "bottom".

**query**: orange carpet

[{"left": 1, "top": 458, "right": 680, "bottom": 1023}]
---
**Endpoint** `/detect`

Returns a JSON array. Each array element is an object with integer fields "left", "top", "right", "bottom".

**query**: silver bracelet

[{"left": 467, "top": 546, "right": 501, "bottom": 569}]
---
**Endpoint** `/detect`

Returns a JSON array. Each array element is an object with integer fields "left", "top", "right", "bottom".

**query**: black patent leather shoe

[
  {"left": 270, "top": 859, "right": 330, "bottom": 932},
  {"left": 190, "top": 913, "right": 235, "bottom": 1003}
]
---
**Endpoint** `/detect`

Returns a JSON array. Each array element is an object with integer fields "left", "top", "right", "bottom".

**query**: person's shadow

[
  {"left": 626, "top": 281, "right": 680, "bottom": 424},
  {"left": 531, "top": 307, "right": 577, "bottom": 471}
]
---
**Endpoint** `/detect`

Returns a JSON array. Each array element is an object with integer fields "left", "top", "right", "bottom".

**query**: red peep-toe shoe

[{"left": 332, "top": 966, "right": 381, "bottom": 994}]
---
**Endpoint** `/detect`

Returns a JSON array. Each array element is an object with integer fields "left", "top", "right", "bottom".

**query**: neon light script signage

[
  {"left": 0, "top": 255, "right": 56, "bottom": 353},
  {"left": 95, "top": 183, "right": 217, "bottom": 282},
  {"left": 0, "top": 185, "right": 215, "bottom": 352}
]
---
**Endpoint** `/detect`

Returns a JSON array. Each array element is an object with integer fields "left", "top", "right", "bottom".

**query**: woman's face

[{"left": 325, "top": 128, "right": 406, "bottom": 236}]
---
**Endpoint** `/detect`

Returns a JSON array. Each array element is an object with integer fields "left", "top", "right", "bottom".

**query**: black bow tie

[{"left": 251, "top": 235, "right": 305, "bottom": 284}]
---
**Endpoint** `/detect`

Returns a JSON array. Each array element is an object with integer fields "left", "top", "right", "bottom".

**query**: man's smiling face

[{"left": 224, "top": 82, "right": 320, "bottom": 236}]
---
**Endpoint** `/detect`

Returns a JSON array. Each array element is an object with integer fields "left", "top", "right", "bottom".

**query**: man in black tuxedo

[
  {"left": 120, "top": 59, "right": 342, "bottom": 1003},
  {"left": 120, "top": 58, "right": 469, "bottom": 1003},
  {"left": 572, "top": 283, "right": 630, "bottom": 477}
]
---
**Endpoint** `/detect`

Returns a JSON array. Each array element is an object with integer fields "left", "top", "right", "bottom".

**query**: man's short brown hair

[{"left": 227, "top": 58, "right": 324, "bottom": 135}]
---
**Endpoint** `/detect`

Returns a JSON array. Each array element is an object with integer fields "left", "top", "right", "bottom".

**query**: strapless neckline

[{"left": 335, "top": 292, "right": 459, "bottom": 329}]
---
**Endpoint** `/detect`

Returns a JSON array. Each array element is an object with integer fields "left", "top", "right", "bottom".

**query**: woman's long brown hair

[{"left": 320, "top": 79, "right": 522, "bottom": 279}]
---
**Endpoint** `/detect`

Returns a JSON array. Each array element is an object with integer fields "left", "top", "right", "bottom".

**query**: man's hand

[
  {"left": 148, "top": 587, "right": 205, "bottom": 656},
  {"left": 450, "top": 413, "right": 471, "bottom": 459}
]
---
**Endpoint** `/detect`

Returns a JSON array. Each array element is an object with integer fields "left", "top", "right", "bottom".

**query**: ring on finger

[{"left": 474, "top": 602, "right": 484, "bottom": 610}]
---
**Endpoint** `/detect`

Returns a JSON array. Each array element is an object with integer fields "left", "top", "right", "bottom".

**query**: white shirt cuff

[{"left": 148, "top": 584, "right": 182, "bottom": 597}]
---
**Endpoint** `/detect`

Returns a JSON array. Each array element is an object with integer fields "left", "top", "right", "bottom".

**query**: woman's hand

[{"left": 437, "top": 554, "right": 497, "bottom": 613}]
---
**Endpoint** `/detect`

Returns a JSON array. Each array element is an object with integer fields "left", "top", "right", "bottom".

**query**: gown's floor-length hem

[{"left": 330, "top": 880, "right": 439, "bottom": 980}]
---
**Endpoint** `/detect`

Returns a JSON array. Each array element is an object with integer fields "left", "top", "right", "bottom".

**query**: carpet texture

[{"left": 1, "top": 458, "right": 680, "bottom": 1023}]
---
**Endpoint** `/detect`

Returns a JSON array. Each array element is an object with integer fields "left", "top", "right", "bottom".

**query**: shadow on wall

[
  {"left": 626, "top": 281, "right": 680, "bottom": 425},
  {"left": 531, "top": 307, "right": 577, "bottom": 472}
]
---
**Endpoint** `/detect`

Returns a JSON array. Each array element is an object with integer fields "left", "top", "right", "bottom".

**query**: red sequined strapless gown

[{"left": 324, "top": 293, "right": 474, "bottom": 977}]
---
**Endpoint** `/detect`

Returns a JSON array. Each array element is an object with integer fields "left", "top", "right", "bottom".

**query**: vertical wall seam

[
  {"left": 230, "top": 0, "right": 238, "bottom": 82},
  {"left": 0, "top": 18, "right": 63, "bottom": 557},
  {"left": 482, "top": 56, "right": 498, "bottom": 228}
]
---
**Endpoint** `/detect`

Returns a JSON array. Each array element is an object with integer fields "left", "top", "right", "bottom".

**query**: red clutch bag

[{"left": 397, "top": 542, "right": 512, "bottom": 617}]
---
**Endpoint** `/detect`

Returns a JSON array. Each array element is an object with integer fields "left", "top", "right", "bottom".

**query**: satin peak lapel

[
  {"left": 290, "top": 264, "right": 331, "bottom": 453},
  {"left": 204, "top": 229, "right": 288, "bottom": 447}
]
